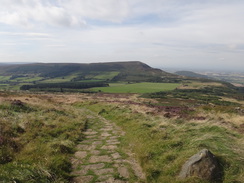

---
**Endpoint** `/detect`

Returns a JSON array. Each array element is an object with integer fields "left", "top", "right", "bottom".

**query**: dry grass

[
  {"left": 220, "top": 97, "right": 244, "bottom": 105},
  {"left": 0, "top": 92, "right": 88, "bottom": 182},
  {"left": 1, "top": 91, "right": 243, "bottom": 182},
  {"left": 178, "top": 81, "right": 223, "bottom": 89},
  {"left": 78, "top": 93, "right": 244, "bottom": 183}
]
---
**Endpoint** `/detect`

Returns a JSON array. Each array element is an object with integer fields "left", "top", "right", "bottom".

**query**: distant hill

[
  {"left": 0, "top": 61, "right": 180, "bottom": 83},
  {"left": 175, "top": 71, "right": 210, "bottom": 79},
  {"left": 0, "top": 62, "right": 33, "bottom": 66}
]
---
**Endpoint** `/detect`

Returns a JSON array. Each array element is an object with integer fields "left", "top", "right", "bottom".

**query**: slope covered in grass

[
  {"left": 0, "top": 93, "right": 88, "bottom": 182},
  {"left": 78, "top": 96, "right": 244, "bottom": 183},
  {"left": 1, "top": 90, "right": 243, "bottom": 182},
  {"left": 0, "top": 61, "right": 181, "bottom": 90},
  {"left": 92, "top": 82, "right": 180, "bottom": 93}
]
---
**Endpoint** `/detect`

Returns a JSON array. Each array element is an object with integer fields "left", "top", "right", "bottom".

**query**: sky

[{"left": 0, "top": 0, "right": 244, "bottom": 71}]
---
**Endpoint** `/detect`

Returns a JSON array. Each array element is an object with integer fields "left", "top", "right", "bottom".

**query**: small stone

[
  {"left": 93, "top": 141, "right": 103, "bottom": 145},
  {"left": 91, "top": 150, "right": 101, "bottom": 155},
  {"left": 113, "top": 180, "right": 128, "bottom": 183},
  {"left": 114, "top": 159, "right": 125, "bottom": 164},
  {"left": 93, "top": 168, "right": 114, "bottom": 175},
  {"left": 100, "top": 137, "right": 107, "bottom": 140},
  {"left": 77, "top": 144, "right": 96, "bottom": 150},
  {"left": 81, "top": 140, "right": 93, "bottom": 143},
  {"left": 88, "top": 144, "right": 97, "bottom": 150},
  {"left": 86, "top": 135, "right": 97, "bottom": 139},
  {"left": 106, "top": 139, "right": 119, "bottom": 143},
  {"left": 83, "top": 131, "right": 98, "bottom": 135},
  {"left": 109, "top": 136, "right": 118, "bottom": 140},
  {"left": 70, "top": 158, "right": 82, "bottom": 169},
  {"left": 89, "top": 155, "right": 112, "bottom": 163},
  {"left": 113, "top": 164, "right": 120, "bottom": 168},
  {"left": 101, "top": 145, "right": 117, "bottom": 150},
  {"left": 97, "top": 174, "right": 113, "bottom": 182},
  {"left": 107, "top": 177, "right": 127, "bottom": 183},
  {"left": 73, "top": 175, "right": 94, "bottom": 183},
  {"left": 102, "top": 127, "right": 113, "bottom": 130},
  {"left": 101, "top": 132, "right": 111, "bottom": 137},
  {"left": 118, "top": 166, "right": 130, "bottom": 178},
  {"left": 81, "top": 163, "right": 105, "bottom": 170},
  {"left": 103, "top": 129, "right": 113, "bottom": 132},
  {"left": 74, "top": 151, "right": 87, "bottom": 159},
  {"left": 111, "top": 152, "right": 121, "bottom": 159},
  {"left": 107, "top": 141, "right": 120, "bottom": 145}
]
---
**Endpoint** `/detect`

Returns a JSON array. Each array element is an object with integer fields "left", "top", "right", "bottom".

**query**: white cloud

[
  {"left": 0, "top": 32, "right": 50, "bottom": 37},
  {"left": 0, "top": 0, "right": 244, "bottom": 70},
  {"left": 60, "top": 0, "right": 130, "bottom": 23},
  {"left": 0, "top": 0, "right": 86, "bottom": 27}
]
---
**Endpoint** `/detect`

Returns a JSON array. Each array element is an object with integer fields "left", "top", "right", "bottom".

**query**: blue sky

[{"left": 0, "top": 0, "right": 244, "bottom": 71}]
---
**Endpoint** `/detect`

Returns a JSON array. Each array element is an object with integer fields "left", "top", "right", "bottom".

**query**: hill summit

[{"left": 0, "top": 61, "right": 179, "bottom": 82}]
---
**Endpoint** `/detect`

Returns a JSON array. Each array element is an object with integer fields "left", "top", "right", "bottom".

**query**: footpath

[{"left": 71, "top": 112, "right": 146, "bottom": 183}]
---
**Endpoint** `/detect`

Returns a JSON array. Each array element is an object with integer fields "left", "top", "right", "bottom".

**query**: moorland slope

[{"left": 0, "top": 61, "right": 243, "bottom": 182}]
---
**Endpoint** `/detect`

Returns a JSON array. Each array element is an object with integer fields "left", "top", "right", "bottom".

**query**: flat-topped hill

[{"left": 0, "top": 61, "right": 179, "bottom": 83}]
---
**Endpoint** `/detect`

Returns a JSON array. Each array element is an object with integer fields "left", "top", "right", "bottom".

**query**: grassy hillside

[
  {"left": 175, "top": 71, "right": 210, "bottom": 79},
  {"left": 81, "top": 99, "right": 243, "bottom": 182},
  {"left": 0, "top": 61, "right": 243, "bottom": 182},
  {"left": 0, "top": 93, "right": 88, "bottom": 182},
  {"left": 92, "top": 82, "right": 180, "bottom": 93},
  {"left": 0, "top": 61, "right": 181, "bottom": 91},
  {"left": 0, "top": 61, "right": 174, "bottom": 79},
  {"left": 0, "top": 87, "right": 243, "bottom": 182}
]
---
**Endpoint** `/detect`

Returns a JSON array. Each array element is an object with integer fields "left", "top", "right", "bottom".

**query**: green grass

[
  {"left": 39, "top": 75, "right": 76, "bottom": 83},
  {"left": 92, "top": 82, "right": 179, "bottom": 93},
  {"left": 38, "top": 74, "right": 112, "bottom": 84},
  {"left": 15, "top": 76, "right": 43, "bottom": 82},
  {"left": 78, "top": 80, "right": 104, "bottom": 83},
  {"left": 9, "top": 77, "right": 42, "bottom": 82},
  {"left": 1, "top": 91, "right": 243, "bottom": 182},
  {"left": 78, "top": 101, "right": 244, "bottom": 183},
  {"left": 0, "top": 76, "right": 11, "bottom": 81},
  {"left": 93, "top": 71, "right": 119, "bottom": 80},
  {"left": 0, "top": 95, "right": 89, "bottom": 182},
  {"left": 0, "top": 84, "right": 8, "bottom": 89}
]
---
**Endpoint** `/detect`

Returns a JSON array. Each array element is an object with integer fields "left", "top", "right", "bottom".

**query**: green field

[
  {"left": 39, "top": 75, "right": 76, "bottom": 83},
  {"left": 0, "top": 76, "right": 11, "bottom": 81},
  {"left": 93, "top": 71, "right": 119, "bottom": 80},
  {"left": 92, "top": 82, "right": 180, "bottom": 93}
]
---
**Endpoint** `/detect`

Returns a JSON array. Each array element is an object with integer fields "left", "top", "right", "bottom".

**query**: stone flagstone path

[{"left": 71, "top": 113, "right": 146, "bottom": 183}]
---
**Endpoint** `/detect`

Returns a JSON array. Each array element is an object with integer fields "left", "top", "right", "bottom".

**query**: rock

[
  {"left": 118, "top": 166, "right": 130, "bottom": 178},
  {"left": 111, "top": 152, "right": 121, "bottom": 159},
  {"left": 101, "top": 132, "right": 111, "bottom": 137},
  {"left": 89, "top": 155, "right": 112, "bottom": 163},
  {"left": 179, "top": 149, "right": 222, "bottom": 181},
  {"left": 74, "top": 151, "right": 87, "bottom": 159},
  {"left": 93, "top": 168, "right": 114, "bottom": 175},
  {"left": 73, "top": 175, "right": 94, "bottom": 183},
  {"left": 101, "top": 145, "right": 117, "bottom": 150},
  {"left": 83, "top": 131, "right": 98, "bottom": 135},
  {"left": 11, "top": 99, "right": 25, "bottom": 107}
]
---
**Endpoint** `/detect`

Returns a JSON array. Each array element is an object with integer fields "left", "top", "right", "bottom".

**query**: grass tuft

[{"left": 0, "top": 96, "right": 87, "bottom": 182}]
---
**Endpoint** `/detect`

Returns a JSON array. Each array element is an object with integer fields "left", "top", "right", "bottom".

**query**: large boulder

[{"left": 179, "top": 149, "right": 222, "bottom": 181}]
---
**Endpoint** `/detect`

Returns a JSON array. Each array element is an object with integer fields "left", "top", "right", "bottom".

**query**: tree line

[{"left": 20, "top": 82, "right": 109, "bottom": 90}]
